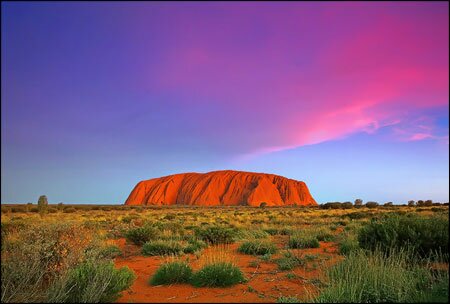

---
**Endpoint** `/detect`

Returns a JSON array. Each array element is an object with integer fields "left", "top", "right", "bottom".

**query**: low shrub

[
  {"left": 288, "top": 234, "right": 320, "bottom": 249},
  {"left": 124, "top": 225, "right": 158, "bottom": 245},
  {"left": 48, "top": 261, "right": 135, "bottom": 303},
  {"left": 195, "top": 226, "right": 236, "bottom": 244},
  {"left": 99, "top": 245, "right": 122, "bottom": 259},
  {"left": 275, "top": 251, "right": 305, "bottom": 271},
  {"left": 191, "top": 262, "right": 245, "bottom": 287},
  {"left": 314, "top": 249, "right": 448, "bottom": 303},
  {"left": 358, "top": 214, "right": 449, "bottom": 260},
  {"left": 149, "top": 261, "right": 192, "bottom": 285},
  {"left": 338, "top": 235, "right": 360, "bottom": 256},
  {"left": 142, "top": 240, "right": 184, "bottom": 256},
  {"left": 277, "top": 296, "right": 300, "bottom": 303},
  {"left": 183, "top": 239, "right": 207, "bottom": 254},
  {"left": 238, "top": 240, "right": 277, "bottom": 255}
]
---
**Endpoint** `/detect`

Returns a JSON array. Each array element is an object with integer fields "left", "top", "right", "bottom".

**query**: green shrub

[
  {"left": 314, "top": 249, "right": 448, "bottom": 303},
  {"left": 289, "top": 234, "right": 320, "bottom": 249},
  {"left": 275, "top": 251, "right": 305, "bottom": 271},
  {"left": 277, "top": 296, "right": 300, "bottom": 303},
  {"left": 338, "top": 236, "right": 360, "bottom": 256},
  {"left": 195, "top": 226, "right": 236, "bottom": 244},
  {"left": 48, "top": 261, "right": 135, "bottom": 303},
  {"left": 99, "top": 245, "right": 122, "bottom": 259},
  {"left": 238, "top": 240, "right": 277, "bottom": 255},
  {"left": 149, "top": 261, "right": 192, "bottom": 285},
  {"left": 315, "top": 227, "right": 334, "bottom": 241},
  {"left": 191, "top": 262, "right": 245, "bottom": 287},
  {"left": 142, "top": 240, "right": 184, "bottom": 256},
  {"left": 358, "top": 214, "right": 449, "bottom": 260},
  {"left": 124, "top": 225, "right": 158, "bottom": 245},
  {"left": 263, "top": 228, "right": 279, "bottom": 235},
  {"left": 63, "top": 207, "right": 76, "bottom": 213},
  {"left": 183, "top": 239, "right": 207, "bottom": 254}
]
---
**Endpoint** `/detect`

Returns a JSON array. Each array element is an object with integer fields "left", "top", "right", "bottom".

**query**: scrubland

[{"left": 1, "top": 204, "right": 448, "bottom": 303}]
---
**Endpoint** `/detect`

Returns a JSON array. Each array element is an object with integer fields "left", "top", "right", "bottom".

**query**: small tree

[
  {"left": 424, "top": 200, "right": 433, "bottom": 206},
  {"left": 384, "top": 202, "right": 393, "bottom": 207},
  {"left": 365, "top": 201, "right": 379, "bottom": 209},
  {"left": 25, "top": 202, "right": 33, "bottom": 212},
  {"left": 37, "top": 195, "right": 48, "bottom": 216},
  {"left": 342, "top": 202, "right": 354, "bottom": 209},
  {"left": 259, "top": 202, "right": 267, "bottom": 208},
  {"left": 354, "top": 199, "right": 363, "bottom": 207},
  {"left": 408, "top": 200, "right": 415, "bottom": 207},
  {"left": 417, "top": 200, "right": 425, "bottom": 206},
  {"left": 57, "top": 202, "right": 64, "bottom": 211}
]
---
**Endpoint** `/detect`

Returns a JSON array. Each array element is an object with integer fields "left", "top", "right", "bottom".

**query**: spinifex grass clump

[
  {"left": 142, "top": 240, "right": 185, "bottom": 256},
  {"left": 195, "top": 226, "right": 236, "bottom": 244},
  {"left": 191, "top": 262, "right": 245, "bottom": 287},
  {"left": 99, "top": 245, "right": 122, "bottom": 259},
  {"left": 183, "top": 238, "right": 207, "bottom": 254},
  {"left": 48, "top": 261, "right": 135, "bottom": 303},
  {"left": 314, "top": 248, "right": 449, "bottom": 303},
  {"left": 358, "top": 214, "right": 449, "bottom": 260},
  {"left": 238, "top": 239, "right": 277, "bottom": 255},
  {"left": 276, "top": 250, "right": 306, "bottom": 271},
  {"left": 289, "top": 232, "right": 320, "bottom": 249},
  {"left": 149, "top": 260, "right": 193, "bottom": 285},
  {"left": 124, "top": 225, "right": 158, "bottom": 245}
]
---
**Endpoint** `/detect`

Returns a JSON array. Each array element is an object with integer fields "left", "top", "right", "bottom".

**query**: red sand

[
  {"left": 114, "top": 238, "right": 341, "bottom": 303},
  {"left": 125, "top": 170, "right": 317, "bottom": 207}
]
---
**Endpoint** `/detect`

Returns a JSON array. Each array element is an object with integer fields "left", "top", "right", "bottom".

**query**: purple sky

[{"left": 2, "top": 2, "right": 449, "bottom": 204}]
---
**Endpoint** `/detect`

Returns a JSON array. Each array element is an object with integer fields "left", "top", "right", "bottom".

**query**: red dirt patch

[{"left": 113, "top": 238, "right": 342, "bottom": 303}]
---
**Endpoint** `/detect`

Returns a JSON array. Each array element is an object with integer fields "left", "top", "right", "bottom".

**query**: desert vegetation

[{"left": 1, "top": 202, "right": 448, "bottom": 303}]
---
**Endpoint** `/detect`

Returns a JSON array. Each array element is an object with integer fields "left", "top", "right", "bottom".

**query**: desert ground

[{"left": 1, "top": 204, "right": 448, "bottom": 303}]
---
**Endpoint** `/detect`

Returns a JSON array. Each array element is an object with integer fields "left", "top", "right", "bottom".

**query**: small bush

[
  {"left": 365, "top": 202, "right": 379, "bottom": 209},
  {"left": 277, "top": 296, "right": 300, "bottom": 303},
  {"left": 358, "top": 214, "right": 449, "bottom": 260},
  {"left": 338, "top": 236, "right": 360, "bottom": 256},
  {"left": 183, "top": 239, "right": 207, "bottom": 254},
  {"left": 142, "top": 240, "right": 184, "bottom": 256},
  {"left": 195, "top": 226, "right": 236, "bottom": 244},
  {"left": 238, "top": 240, "right": 277, "bottom": 255},
  {"left": 275, "top": 251, "right": 305, "bottom": 271},
  {"left": 48, "top": 261, "right": 135, "bottom": 303},
  {"left": 314, "top": 249, "right": 448, "bottom": 303},
  {"left": 149, "top": 261, "right": 192, "bottom": 285},
  {"left": 63, "top": 207, "right": 76, "bottom": 213},
  {"left": 99, "top": 245, "right": 122, "bottom": 259},
  {"left": 124, "top": 225, "right": 158, "bottom": 245},
  {"left": 191, "top": 262, "right": 245, "bottom": 287},
  {"left": 289, "top": 234, "right": 320, "bottom": 249}
]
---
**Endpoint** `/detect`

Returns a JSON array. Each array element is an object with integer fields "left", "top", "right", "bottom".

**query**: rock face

[{"left": 125, "top": 170, "right": 317, "bottom": 207}]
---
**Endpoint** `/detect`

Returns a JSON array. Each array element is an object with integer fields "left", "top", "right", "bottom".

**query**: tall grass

[
  {"left": 314, "top": 248, "right": 448, "bottom": 303},
  {"left": 358, "top": 214, "right": 448, "bottom": 260}
]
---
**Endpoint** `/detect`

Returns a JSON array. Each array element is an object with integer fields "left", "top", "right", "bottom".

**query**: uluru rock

[{"left": 125, "top": 170, "right": 317, "bottom": 207}]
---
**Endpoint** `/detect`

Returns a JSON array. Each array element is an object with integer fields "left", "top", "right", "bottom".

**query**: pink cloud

[{"left": 140, "top": 3, "right": 449, "bottom": 157}]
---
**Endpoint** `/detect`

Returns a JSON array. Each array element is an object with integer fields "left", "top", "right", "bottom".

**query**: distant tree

[
  {"left": 354, "top": 199, "right": 363, "bottom": 207},
  {"left": 365, "top": 201, "right": 379, "bottom": 209},
  {"left": 259, "top": 202, "right": 267, "bottom": 208},
  {"left": 417, "top": 200, "right": 425, "bottom": 206},
  {"left": 25, "top": 202, "right": 33, "bottom": 212},
  {"left": 408, "top": 200, "right": 416, "bottom": 207},
  {"left": 37, "top": 195, "right": 48, "bottom": 216},
  {"left": 384, "top": 202, "right": 393, "bottom": 207},
  {"left": 342, "top": 202, "right": 354, "bottom": 209},
  {"left": 322, "top": 202, "right": 342, "bottom": 209},
  {"left": 424, "top": 200, "right": 433, "bottom": 206},
  {"left": 57, "top": 202, "right": 64, "bottom": 211}
]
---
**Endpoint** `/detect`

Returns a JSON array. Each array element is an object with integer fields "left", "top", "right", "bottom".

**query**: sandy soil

[{"left": 114, "top": 237, "right": 342, "bottom": 303}]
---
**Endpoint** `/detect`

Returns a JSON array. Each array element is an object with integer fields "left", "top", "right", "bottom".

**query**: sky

[{"left": 1, "top": 2, "right": 449, "bottom": 204}]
